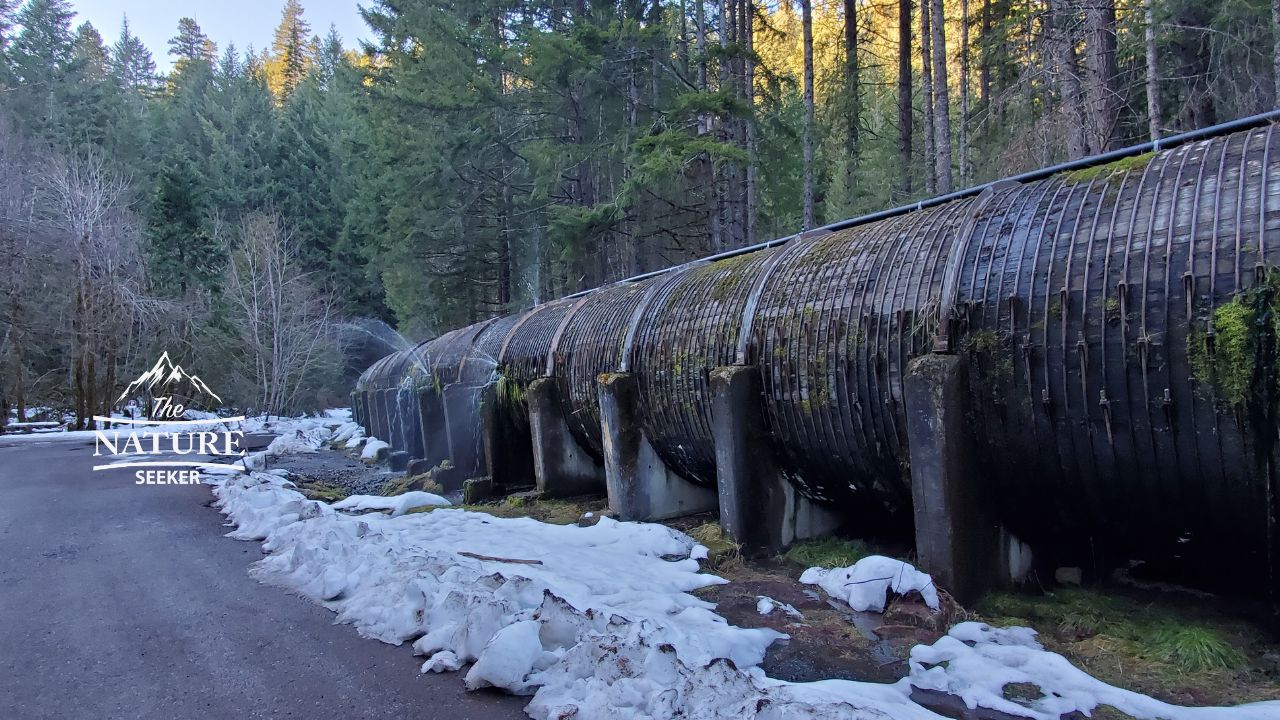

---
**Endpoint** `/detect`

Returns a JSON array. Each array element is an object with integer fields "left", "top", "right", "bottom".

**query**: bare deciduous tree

[
  {"left": 224, "top": 212, "right": 339, "bottom": 416},
  {"left": 38, "top": 149, "right": 150, "bottom": 428}
]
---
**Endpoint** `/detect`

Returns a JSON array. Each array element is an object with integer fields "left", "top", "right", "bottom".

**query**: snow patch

[
  {"left": 756, "top": 596, "right": 803, "bottom": 619},
  {"left": 910, "top": 622, "right": 1280, "bottom": 720},
  {"left": 332, "top": 491, "right": 451, "bottom": 517},
  {"left": 464, "top": 620, "right": 550, "bottom": 694},
  {"left": 800, "top": 555, "right": 939, "bottom": 612},
  {"left": 360, "top": 438, "right": 389, "bottom": 459}
]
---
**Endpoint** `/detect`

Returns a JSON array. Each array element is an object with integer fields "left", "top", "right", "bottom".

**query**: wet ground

[
  {"left": 266, "top": 447, "right": 407, "bottom": 496},
  {"left": 693, "top": 561, "right": 919, "bottom": 684}
]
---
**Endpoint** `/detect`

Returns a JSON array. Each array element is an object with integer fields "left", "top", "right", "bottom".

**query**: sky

[{"left": 72, "top": 0, "right": 375, "bottom": 71}]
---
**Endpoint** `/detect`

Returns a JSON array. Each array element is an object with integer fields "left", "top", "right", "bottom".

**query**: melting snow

[
  {"left": 333, "top": 491, "right": 451, "bottom": 516},
  {"left": 911, "top": 623, "right": 1280, "bottom": 720},
  {"left": 800, "top": 555, "right": 940, "bottom": 613},
  {"left": 360, "top": 437, "right": 389, "bottom": 459},
  {"left": 203, "top": 412, "right": 1280, "bottom": 720},
  {"left": 755, "top": 596, "right": 803, "bottom": 619}
]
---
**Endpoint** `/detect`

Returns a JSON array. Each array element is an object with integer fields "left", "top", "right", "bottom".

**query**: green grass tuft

[
  {"left": 785, "top": 537, "right": 870, "bottom": 569},
  {"left": 1150, "top": 625, "right": 1247, "bottom": 674}
]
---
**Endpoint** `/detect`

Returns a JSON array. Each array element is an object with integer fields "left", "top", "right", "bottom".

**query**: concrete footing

[
  {"left": 463, "top": 476, "right": 495, "bottom": 504},
  {"left": 388, "top": 450, "right": 409, "bottom": 472},
  {"left": 598, "top": 372, "right": 717, "bottom": 521},
  {"left": 528, "top": 377, "right": 604, "bottom": 497},
  {"left": 710, "top": 365, "right": 840, "bottom": 553},
  {"left": 904, "top": 353, "right": 1003, "bottom": 604}
]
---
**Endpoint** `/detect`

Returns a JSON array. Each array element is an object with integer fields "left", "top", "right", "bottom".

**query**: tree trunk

[
  {"left": 960, "top": 0, "right": 971, "bottom": 184},
  {"left": 714, "top": 0, "right": 732, "bottom": 249},
  {"left": 14, "top": 332, "right": 25, "bottom": 424},
  {"left": 1084, "top": 0, "right": 1120, "bottom": 153},
  {"left": 1169, "top": 2, "right": 1215, "bottom": 130},
  {"left": 1272, "top": 0, "right": 1279, "bottom": 108},
  {"left": 980, "top": 0, "right": 990, "bottom": 110},
  {"left": 898, "top": 0, "right": 913, "bottom": 197},
  {"left": 494, "top": 12, "right": 512, "bottom": 306},
  {"left": 679, "top": 0, "right": 690, "bottom": 78},
  {"left": 1145, "top": 0, "right": 1162, "bottom": 140},
  {"left": 695, "top": 0, "right": 708, "bottom": 98},
  {"left": 1047, "top": 0, "right": 1089, "bottom": 159},
  {"left": 721, "top": 0, "right": 741, "bottom": 248},
  {"left": 744, "top": 0, "right": 757, "bottom": 245},
  {"left": 930, "top": 0, "right": 953, "bottom": 193},
  {"left": 100, "top": 352, "right": 115, "bottom": 419},
  {"left": 801, "top": 0, "right": 815, "bottom": 230},
  {"left": 921, "top": 1, "right": 936, "bottom": 195},
  {"left": 694, "top": 0, "right": 719, "bottom": 253},
  {"left": 844, "top": 0, "right": 861, "bottom": 196}
]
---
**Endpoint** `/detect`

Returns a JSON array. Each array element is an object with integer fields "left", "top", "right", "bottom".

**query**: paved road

[{"left": 0, "top": 438, "right": 527, "bottom": 720}]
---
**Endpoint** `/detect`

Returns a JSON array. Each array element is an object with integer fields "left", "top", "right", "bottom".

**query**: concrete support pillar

[
  {"left": 350, "top": 392, "right": 361, "bottom": 428},
  {"left": 373, "top": 389, "right": 389, "bottom": 445},
  {"left": 388, "top": 388, "right": 414, "bottom": 455},
  {"left": 360, "top": 393, "right": 374, "bottom": 437},
  {"left": 710, "top": 365, "right": 840, "bottom": 553},
  {"left": 441, "top": 383, "right": 486, "bottom": 483},
  {"left": 363, "top": 391, "right": 378, "bottom": 439},
  {"left": 528, "top": 378, "right": 603, "bottom": 497},
  {"left": 482, "top": 389, "right": 535, "bottom": 489},
  {"left": 418, "top": 389, "right": 449, "bottom": 467},
  {"left": 372, "top": 390, "right": 391, "bottom": 444},
  {"left": 904, "top": 353, "right": 1001, "bottom": 604},
  {"left": 598, "top": 372, "right": 717, "bottom": 521},
  {"left": 397, "top": 388, "right": 425, "bottom": 459},
  {"left": 385, "top": 388, "right": 403, "bottom": 450}
]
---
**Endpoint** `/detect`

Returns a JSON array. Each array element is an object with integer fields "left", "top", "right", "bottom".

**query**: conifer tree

[
  {"left": 110, "top": 16, "right": 156, "bottom": 94},
  {"left": 268, "top": 0, "right": 312, "bottom": 99},
  {"left": 10, "top": 0, "right": 73, "bottom": 77},
  {"left": 168, "top": 17, "right": 215, "bottom": 70}
]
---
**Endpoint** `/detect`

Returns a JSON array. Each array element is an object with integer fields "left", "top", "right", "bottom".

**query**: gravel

[{"left": 267, "top": 447, "right": 402, "bottom": 496}]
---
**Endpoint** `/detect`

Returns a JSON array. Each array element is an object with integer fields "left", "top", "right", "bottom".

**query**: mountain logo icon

[{"left": 115, "top": 351, "right": 223, "bottom": 405}]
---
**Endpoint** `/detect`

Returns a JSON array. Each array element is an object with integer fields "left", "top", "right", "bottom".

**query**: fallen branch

[{"left": 458, "top": 551, "right": 543, "bottom": 565}]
